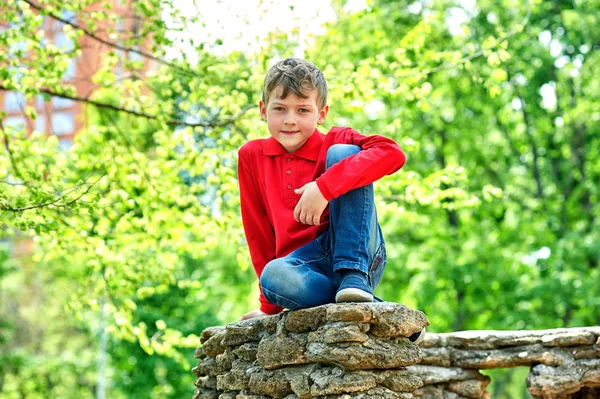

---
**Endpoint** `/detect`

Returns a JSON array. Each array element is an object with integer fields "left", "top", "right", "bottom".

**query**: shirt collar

[{"left": 263, "top": 129, "right": 323, "bottom": 161}]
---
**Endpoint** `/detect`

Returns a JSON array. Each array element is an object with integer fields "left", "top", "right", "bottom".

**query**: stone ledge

[
  {"left": 418, "top": 328, "right": 600, "bottom": 398},
  {"left": 192, "top": 303, "right": 429, "bottom": 399}
]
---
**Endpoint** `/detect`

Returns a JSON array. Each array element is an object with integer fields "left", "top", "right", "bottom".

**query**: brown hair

[{"left": 262, "top": 58, "right": 328, "bottom": 109}]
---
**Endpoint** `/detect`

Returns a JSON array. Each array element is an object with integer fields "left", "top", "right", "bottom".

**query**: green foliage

[{"left": 1, "top": 0, "right": 598, "bottom": 397}]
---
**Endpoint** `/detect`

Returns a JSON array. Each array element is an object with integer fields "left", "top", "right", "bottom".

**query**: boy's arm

[
  {"left": 315, "top": 127, "right": 406, "bottom": 201},
  {"left": 238, "top": 149, "right": 284, "bottom": 315}
]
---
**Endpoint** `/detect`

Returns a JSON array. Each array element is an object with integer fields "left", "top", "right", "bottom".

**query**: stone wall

[
  {"left": 192, "top": 303, "right": 429, "bottom": 399},
  {"left": 414, "top": 328, "right": 600, "bottom": 398},
  {"left": 192, "top": 305, "right": 600, "bottom": 399}
]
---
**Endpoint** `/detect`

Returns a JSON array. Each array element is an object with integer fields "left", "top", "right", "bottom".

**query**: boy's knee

[
  {"left": 260, "top": 259, "right": 304, "bottom": 304},
  {"left": 260, "top": 259, "right": 295, "bottom": 293},
  {"left": 326, "top": 144, "right": 361, "bottom": 168},
  {"left": 260, "top": 259, "right": 283, "bottom": 288}
]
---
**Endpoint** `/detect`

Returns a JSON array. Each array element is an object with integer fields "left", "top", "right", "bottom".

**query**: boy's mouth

[{"left": 280, "top": 130, "right": 299, "bottom": 135}]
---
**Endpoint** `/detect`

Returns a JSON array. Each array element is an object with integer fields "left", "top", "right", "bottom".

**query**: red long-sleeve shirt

[{"left": 238, "top": 126, "right": 406, "bottom": 314}]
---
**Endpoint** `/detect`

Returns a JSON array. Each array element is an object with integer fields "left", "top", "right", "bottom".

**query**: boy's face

[{"left": 260, "top": 87, "right": 329, "bottom": 153}]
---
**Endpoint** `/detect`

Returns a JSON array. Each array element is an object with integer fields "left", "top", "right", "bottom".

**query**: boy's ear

[
  {"left": 259, "top": 101, "right": 267, "bottom": 121},
  {"left": 317, "top": 104, "right": 329, "bottom": 125}
]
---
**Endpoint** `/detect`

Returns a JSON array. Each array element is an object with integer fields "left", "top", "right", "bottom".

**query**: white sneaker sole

[
  {"left": 335, "top": 288, "right": 374, "bottom": 303},
  {"left": 410, "top": 327, "right": 426, "bottom": 345}
]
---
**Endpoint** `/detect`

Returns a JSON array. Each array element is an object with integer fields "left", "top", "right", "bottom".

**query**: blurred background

[{"left": 0, "top": 0, "right": 598, "bottom": 397}]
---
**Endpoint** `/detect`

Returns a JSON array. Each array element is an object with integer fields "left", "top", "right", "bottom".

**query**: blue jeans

[{"left": 260, "top": 144, "right": 386, "bottom": 310}]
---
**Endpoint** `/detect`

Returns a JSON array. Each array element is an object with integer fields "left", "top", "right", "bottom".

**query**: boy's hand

[
  {"left": 294, "top": 181, "right": 328, "bottom": 225},
  {"left": 240, "top": 308, "right": 269, "bottom": 320}
]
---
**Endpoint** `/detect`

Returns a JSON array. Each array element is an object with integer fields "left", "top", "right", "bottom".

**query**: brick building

[{"left": 0, "top": 1, "right": 153, "bottom": 149}]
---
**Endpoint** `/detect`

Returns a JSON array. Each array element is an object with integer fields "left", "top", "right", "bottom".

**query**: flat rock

[
  {"left": 427, "top": 328, "right": 600, "bottom": 350},
  {"left": 257, "top": 332, "right": 309, "bottom": 370},
  {"left": 308, "top": 322, "right": 371, "bottom": 344},
  {"left": 284, "top": 307, "right": 328, "bottom": 333},
  {"left": 327, "top": 303, "right": 374, "bottom": 323},
  {"left": 306, "top": 338, "right": 421, "bottom": 371},
  {"left": 407, "top": 366, "right": 487, "bottom": 385},
  {"left": 541, "top": 331, "right": 597, "bottom": 347},
  {"left": 370, "top": 303, "right": 429, "bottom": 338},
  {"left": 451, "top": 345, "right": 567, "bottom": 369},
  {"left": 248, "top": 369, "right": 292, "bottom": 398},
  {"left": 310, "top": 367, "right": 378, "bottom": 396},
  {"left": 446, "top": 378, "right": 490, "bottom": 398}
]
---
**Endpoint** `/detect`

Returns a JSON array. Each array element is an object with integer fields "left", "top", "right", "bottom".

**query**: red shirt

[{"left": 238, "top": 126, "right": 406, "bottom": 314}]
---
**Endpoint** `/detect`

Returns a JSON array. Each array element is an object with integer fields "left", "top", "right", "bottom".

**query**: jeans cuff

[{"left": 333, "top": 261, "right": 368, "bottom": 275}]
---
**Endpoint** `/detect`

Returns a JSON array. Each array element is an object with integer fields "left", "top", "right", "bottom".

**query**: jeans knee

[
  {"left": 260, "top": 259, "right": 283, "bottom": 292},
  {"left": 260, "top": 259, "right": 303, "bottom": 301},
  {"left": 326, "top": 144, "right": 361, "bottom": 168}
]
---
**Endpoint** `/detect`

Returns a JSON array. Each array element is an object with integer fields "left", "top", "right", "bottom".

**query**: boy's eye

[
  {"left": 299, "top": 109, "right": 309, "bottom": 113},
  {"left": 274, "top": 107, "right": 285, "bottom": 111}
]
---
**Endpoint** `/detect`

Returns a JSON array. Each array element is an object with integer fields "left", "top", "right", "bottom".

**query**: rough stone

[
  {"left": 420, "top": 347, "right": 452, "bottom": 367},
  {"left": 194, "top": 389, "right": 219, "bottom": 399},
  {"left": 527, "top": 364, "right": 582, "bottom": 398},
  {"left": 248, "top": 369, "right": 293, "bottom": 398},
  {"left": 527, "top": 360, "right": 600, "bottom": 398},
  {"left": 413, "top": 385, "right": 444, "bottom": 398},
  {"left": 573, "top": 346, "right": 600, "bottom": 360},
  {"left": 435, "top": 328, "right": 600, "bottom": 350},
  {"left": 421, "top": 334, "right": 446, "bottom": 349},
  {"left": 216, "top": 360, "right": 254, "bottom": 391},
  {"left": 235, "top": 392, "right": 272, "bottom": 399},
  {"left": 282, "top": 364, "right": 320, "bottom": 399},
  {"left": 201, "top": 327, "right": 226, "bottom": 344},
  {"left": 215, "top": 351, "right": 235, "bottom": 372},
  {"left": 257, "top": 332, "right": 309, "bottom": 370},
  {"left": 327, "top": 303, "right": 374, "bottom": 323},
  {"left": 541, "top": 331, "right": 597, "bottom": 347},
  {"left": 284, "top": 307, "right": 328, "bottom": 333},
  {"left": 370, "top": 303, "right": 429, "bottom": 339},
  {"left": 310, "top": 367, "right": 378, "bottom": 396},
  {"left": 379, "top": 372, "right": 423, "bottom": 393},
  {"left": 308, "top": 322, "right": 370, "bottom": 344},
  {"left": 195, "top": 347, "right": 207, "bottom": 359},
  {"left": 319, "top": 386, "right": 413, "bottom": 398},
  {"left": 233, "top": 343, "right": 259, "bottom": 362},
  {"left": 195, "top": 376, "right": 218, "bottom": 389},
  {"left": 446, "top": 379, "right": 490, "bottom": 398},
  {"left": 451, "top": 344, "right": 567, "bottom": 368},
  {"left": 192, "top": 364, "right": 203, "bottom": 377},
  {"left": 222, "top": 324, "right": 262, "bottom": 347},
  {"left": 442, "top": 391, "right": 469, "bottom": 399},
  {"left": 407, "top": 366, "right": 487, "bottom": 385},
  {"left": 306, "top": 338, "right": 421, "bottom": 371},
  {"left": 203, "top": 331, "right": 227, "bottom": 357},
  {"left": 198, "top": 356, "right": 220, "bottom": 377}
]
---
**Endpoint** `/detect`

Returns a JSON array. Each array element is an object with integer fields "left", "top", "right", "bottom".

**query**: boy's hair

[{"left": 262, "top": 58, "right": 328, "bottom": 109}]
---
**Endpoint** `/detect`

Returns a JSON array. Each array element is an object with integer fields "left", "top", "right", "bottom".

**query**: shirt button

[
  {"left": 287, "top": 158, "right": 292, "bottom": 162},
  {"left": 287, "top": 184, "right": 292, "bottom": 190},
  {"left": 286, "top": 169, "right": 291, "bottom": 175}
]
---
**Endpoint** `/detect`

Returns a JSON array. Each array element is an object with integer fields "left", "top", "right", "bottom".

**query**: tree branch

[
  {"left": 0, "top": 121, "right": 26, "bottom": 182},
  {"left": 386, "top": 8, "right": 531, "bottom": 79},
  {"left": 1, "top": 172, "right": 106, "bottom": 212},
  {"left": 506, "top": 70, "right": 545, "bottom": 200},
  {"left": 0, "top": 85, "right": 254, "bottom": 128},
  {"left": 20, "top": 0, "right": 198, "bottom": 78}
]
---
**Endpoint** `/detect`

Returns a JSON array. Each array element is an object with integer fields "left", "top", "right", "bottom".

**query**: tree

[{"left": 1, "top": 0, "right": 598, "bottom": 397}]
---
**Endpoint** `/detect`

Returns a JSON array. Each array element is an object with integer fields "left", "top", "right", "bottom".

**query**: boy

[{"left": 238, "top": 58, "right": 406, "bottom": 321}]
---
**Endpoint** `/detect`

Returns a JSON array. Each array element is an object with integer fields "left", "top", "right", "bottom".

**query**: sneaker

[
  {"left": 335, "top": 271, "right": 374, "bottom": 303},
  {"left": 408, "top": 327, "right": 426, "bottom": 345}
]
